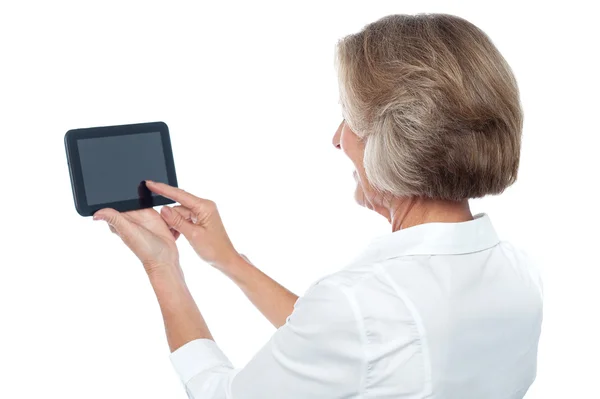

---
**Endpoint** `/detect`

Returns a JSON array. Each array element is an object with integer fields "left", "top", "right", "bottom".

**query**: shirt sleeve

[{"left": 169, "top": 281, "right": 364, "bottom": 399}]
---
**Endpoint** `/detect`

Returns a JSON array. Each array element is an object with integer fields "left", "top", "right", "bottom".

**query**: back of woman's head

[{"left": 336, "top": 13, "right": 523, "bottom": 201}]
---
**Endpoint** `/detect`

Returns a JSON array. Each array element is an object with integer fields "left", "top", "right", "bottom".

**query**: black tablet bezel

[{"left": 65, "top": 121, "right": 178, "bottom": 217}]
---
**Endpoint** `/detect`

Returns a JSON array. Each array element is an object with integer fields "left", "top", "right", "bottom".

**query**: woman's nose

[{"left": 332, "top": 121, "right": 343, "bottom": 149}]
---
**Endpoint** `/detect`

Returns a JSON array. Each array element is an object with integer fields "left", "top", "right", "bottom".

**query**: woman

[{"left": 95, "top": 13, "right": 543, "bottom": 398}]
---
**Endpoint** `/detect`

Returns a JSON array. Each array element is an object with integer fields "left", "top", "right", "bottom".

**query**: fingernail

[
  {"left": 93, "top": 214, "right": 104, "bottom": 221},
  {"left": 146, "top": 180, "right": 154, "bottom": 185},
  {"left": 161, "top": 206, "right": 172, "bottom": 216}
]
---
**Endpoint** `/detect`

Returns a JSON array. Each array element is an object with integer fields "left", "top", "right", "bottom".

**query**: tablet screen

[{"left": 77, "top": 131, "right": 169, "bottom": 206}]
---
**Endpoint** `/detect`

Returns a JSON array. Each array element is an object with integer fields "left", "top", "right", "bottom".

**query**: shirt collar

[{"left": 349, "top": 213, "right": 500, "bottom": 265}]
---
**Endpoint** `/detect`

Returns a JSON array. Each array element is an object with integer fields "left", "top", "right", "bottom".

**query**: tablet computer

[{"left": 65, "top": 121, "right": 178, "bottom": 217}]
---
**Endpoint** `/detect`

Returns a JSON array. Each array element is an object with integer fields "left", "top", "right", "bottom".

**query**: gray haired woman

[{"left": 96, "top": 13, "right": 543, "bottom": 398}]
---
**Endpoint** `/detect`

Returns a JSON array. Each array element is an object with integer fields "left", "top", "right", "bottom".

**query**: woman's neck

[{"left": 388, "top": 197, "right": 473, "bottom": 232}]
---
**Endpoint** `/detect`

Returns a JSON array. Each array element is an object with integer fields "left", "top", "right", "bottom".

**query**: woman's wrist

[
  {"left": 215, "top": 253, "right": 254, "bottom": 285},
  {"left": 147, "top": 263, "right": 186, "bottom": 290},
  {"left": 212, "top": 252, "right": 244, "bottom": 272}
]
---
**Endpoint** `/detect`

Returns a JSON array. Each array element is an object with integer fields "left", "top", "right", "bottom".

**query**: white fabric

[{"left": 170, "top": 213, "right": 543, "bottom": 398}]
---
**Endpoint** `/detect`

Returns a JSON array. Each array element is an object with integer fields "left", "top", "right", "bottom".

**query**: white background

[{"left": 1, "top": 1, "right": 598, "bottom": 397}]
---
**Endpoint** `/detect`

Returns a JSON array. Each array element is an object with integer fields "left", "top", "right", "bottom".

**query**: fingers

[
  {"left": 171, "top": 205, "right": 197, "bottom": 224},
  {"left": 146, "top": 181, "right": 208, "bottom": 210},
  {"left": 166, "top": 207, "right": 192, "bottom": 240},
  {"left": 160, "top": 206, "right": 195, "bottom": 237},
  {"left": 122, "top": 208, "right": 156, "bottom": 224},
  {"left": 94, "top": 208, "right": 135, "bottom": 239}
]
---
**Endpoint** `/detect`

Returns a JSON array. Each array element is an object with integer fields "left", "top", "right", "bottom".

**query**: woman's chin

[{"left": 354, "top": 185, "right": 367, "bottom": 207}]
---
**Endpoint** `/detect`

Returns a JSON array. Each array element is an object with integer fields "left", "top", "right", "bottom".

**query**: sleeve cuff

[{"left": 169, "top": 339, "right": 234, "bottom": 384}]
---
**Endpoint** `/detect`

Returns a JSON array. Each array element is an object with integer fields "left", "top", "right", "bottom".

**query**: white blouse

[{"left": 170, "top": 213, "right": 544, "bottom": 398}]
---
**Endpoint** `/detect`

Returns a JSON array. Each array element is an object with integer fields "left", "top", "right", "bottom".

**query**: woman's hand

[
  {"left": 146, "top": 180, "right": 240, "bottom": 270},
  {"left": 93, "top": 207, "right": 181, "bottom": 277}
]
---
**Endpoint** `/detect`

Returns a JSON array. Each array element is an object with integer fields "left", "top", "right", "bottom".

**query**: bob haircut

[{"left": 336, "top": 13, "right": 523, "bottom": 200}]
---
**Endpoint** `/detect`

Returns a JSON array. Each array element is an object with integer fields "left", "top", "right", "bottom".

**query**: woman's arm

[
  {"left": 168, "top": 280, "right": 363, "bottom": 399},
  {"left": 149, "top": 267, "right": 214, "bottom": 352},
  {"left": 92, "top": 207, "right": 214, "bottom": 353},
  {"left": 94, "top": 185, "right": 359, "bottom": 398},
  {"left": 219, "top": 254, "right": 299, "bottom": 328},
  {"left": 146, "top": 180, "right": 298, "bottom": 329}
]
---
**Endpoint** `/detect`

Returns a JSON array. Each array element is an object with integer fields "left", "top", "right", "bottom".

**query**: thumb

[
  {"left": 93, "top": 208, "right": 135, "bottom": 239},
  {"left": 161, "top": 206, "right": 195, "bottom": 237}
]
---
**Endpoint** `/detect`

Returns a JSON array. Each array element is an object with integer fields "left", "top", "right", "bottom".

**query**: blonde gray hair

[{"left": 336, "top": 13, "right": 523, "bottom": 200}]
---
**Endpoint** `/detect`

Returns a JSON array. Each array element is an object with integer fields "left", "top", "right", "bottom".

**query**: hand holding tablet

[
  {"left": 65, "top": 122, "right": 241, "bottom": 271},
  {"left": 65, "top": 121, "right": 178, "bottom": 216}
]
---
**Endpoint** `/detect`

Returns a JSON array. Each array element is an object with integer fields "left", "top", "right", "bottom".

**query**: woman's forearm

[
  {"left": 148, "top": 267, "right": 213, "bottom": 352},
  {"left": 148, "top": 254, "right": 298, "bottom": 354},
  {"left": 219, "top": 255, "right": 299, "bottom": 328}
]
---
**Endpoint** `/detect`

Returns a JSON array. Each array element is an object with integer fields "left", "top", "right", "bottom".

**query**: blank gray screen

[{"left": 77, "top": 132, "right": 169, "bottom": 206}]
